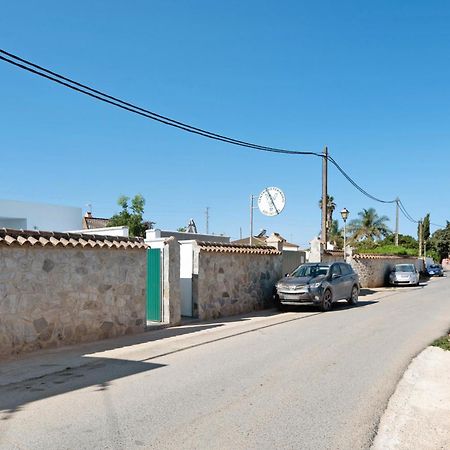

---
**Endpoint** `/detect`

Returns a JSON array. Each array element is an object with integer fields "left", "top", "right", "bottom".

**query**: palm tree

[
  {"left": 329, "top": 219, "right": 344, "bottom": 248},
  {"left": 318, "top": 195, "right": 336, "bottom": 235},
  {"left": 348, "top": 208, "right": 390, "bottom": 242}
]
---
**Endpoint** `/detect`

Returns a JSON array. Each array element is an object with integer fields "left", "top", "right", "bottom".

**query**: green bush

[
  {"left": 356, "top": 245, "right": 417, "bottom": 256},
  {"left": 432, "top": 334, "right": 450, "bottom": 351}
]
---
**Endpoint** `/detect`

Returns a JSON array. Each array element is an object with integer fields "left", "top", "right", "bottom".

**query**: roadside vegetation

[
  {"left": 431, "top": 332, "right": 450, "bottom": 351},
  {"left": 322, "top": 199, "right": 450, "bottom": 261},
  {"left": 355, "top": 234, "right": 418, "bottom": 256}
]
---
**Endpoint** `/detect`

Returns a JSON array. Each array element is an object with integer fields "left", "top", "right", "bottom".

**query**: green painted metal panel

[{"left": 147, "top": 248, "right": 161, "bottom": 322}]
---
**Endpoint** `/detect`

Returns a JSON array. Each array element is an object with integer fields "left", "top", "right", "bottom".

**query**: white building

[{"left": 0, "top": 199, "right": 82, "bottom": 232}]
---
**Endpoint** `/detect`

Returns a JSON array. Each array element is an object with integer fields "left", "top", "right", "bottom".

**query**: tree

[
  {"left": 329, "top": 219, "right": 344, "bottom": 248},
  {"left": 429, "top": 221, "right": 450, "bottom": 262},
  {"left": 108, "top": 194, "right": 149, "bottom": 237},
  {"left": 382, "top": 233, "right": 418, "bottom": 249},
  {"left": 348, "top": 208, "right": 390, "bottom": 242},
  {"left": 318, "top": 195, "right": 336, "bottom": 237},
  {"left": 423, "top": 213, "right": 430, "bottom": 242}
]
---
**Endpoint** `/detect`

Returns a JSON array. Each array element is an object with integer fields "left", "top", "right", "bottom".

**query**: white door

[{"left": 180, "top": 243, "right": 193, "bottom": 316}]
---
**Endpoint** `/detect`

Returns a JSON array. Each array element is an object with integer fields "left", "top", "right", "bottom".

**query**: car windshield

[
  {"left": 430, "top": 264, "right": 439, "bottom": 269},
  {"left": 395, "top": 264, "right": 415, "bottom": 272},
  {"left": 291, "top": 264, "right": 329, "bottom": 278}
]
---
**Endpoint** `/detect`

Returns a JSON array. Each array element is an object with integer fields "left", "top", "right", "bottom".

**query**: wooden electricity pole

[
  {"left": 395, "top": 198, "right": 399, "bottom": 246},
  {"left": 321, "top": 146, "right": 328, "bottom": 250},
  {"left": 418, "top": 220, "right": 423, "bottom": 257}
]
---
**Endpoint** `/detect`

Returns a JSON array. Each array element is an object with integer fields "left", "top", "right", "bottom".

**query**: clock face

[{"left": 258, "top": 187, "right": 286, "bottom": 217}]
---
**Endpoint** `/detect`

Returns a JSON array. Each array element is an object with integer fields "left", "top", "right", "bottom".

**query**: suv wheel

[
  {"left": 320, "top": 289, "right": 333, "bottom": 312},
  {"left": 347, "top": 285, "right": 359, "bottom": 305}
]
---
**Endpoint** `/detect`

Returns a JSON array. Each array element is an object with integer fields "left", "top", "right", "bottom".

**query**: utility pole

[
  {"left": 418, "top": 220, "right": 423, "bottom": 257},
  {"left": 395, "top": 197, "right": 399, "bottom": 246},
  {"left": 321, "top": 146, "right": 328, "bottom": 252},
  {"left": 205, "top": 206, "right": 209, "bottom": 234}
]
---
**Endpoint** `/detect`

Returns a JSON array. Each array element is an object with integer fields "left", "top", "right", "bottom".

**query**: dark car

[
  {"left": 274, "top": 262, "right": 360, "bottom": 312},
  {"left": 427, "top": 264, "right": 444, "bottom": 277}
]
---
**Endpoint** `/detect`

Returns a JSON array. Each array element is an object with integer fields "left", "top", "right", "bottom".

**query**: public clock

[{"left": 257, "top": 187, "right": 286, "bottom": 217}]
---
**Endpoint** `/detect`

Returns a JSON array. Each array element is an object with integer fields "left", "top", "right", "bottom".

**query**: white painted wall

[
  {"left": 146, "top": 228, "right": 230, "bottom": 243},
  {"left": 179, "top": 241, "right": 195, "bottom": 317},
  {"left": 0, "top": 199, "right": 82, "bottom": 232}
]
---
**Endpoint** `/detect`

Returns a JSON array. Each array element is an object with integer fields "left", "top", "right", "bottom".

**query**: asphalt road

[{"left": 1, "top": 277, "right": 449, "bottom": 450}]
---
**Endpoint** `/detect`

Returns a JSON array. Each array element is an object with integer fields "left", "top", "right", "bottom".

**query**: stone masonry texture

[
  {"left": 350, "top": 256, "right": 421, "bottom": 288},
  {"left": 0, "top": 246, "right": 146, "bottom": 359},
  {"left": 195, "top": 250, "right": 282, "bottom": 320}
]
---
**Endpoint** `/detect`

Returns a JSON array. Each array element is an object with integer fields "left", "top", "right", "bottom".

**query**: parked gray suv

[{"left": 275, "top": 262, "right": 360, "bottom": 312}]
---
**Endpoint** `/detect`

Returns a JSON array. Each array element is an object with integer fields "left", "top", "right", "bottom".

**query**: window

[
  {"left": 395, "top": 264, "right": 415, "bottom": 273},
  {"left": 339, "top": 263, "right": 352, "bottom": 275},
  {"left": 330, "top": 264, "right": 341, "bottom": 276},
  {"left": 291, "top": 264, "right": 330, "bottom": 277}
]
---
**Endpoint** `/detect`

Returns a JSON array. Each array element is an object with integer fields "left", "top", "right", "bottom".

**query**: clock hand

[{"left": 265, "top": 189, "right": 280, "bottom": 215}]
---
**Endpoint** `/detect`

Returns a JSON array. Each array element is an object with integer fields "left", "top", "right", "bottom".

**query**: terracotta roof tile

[
  {"left": 197, "top": 241, "right": 281, "bottom": 255},
  {"left": 324, "top": 249, "right": 344, "bottom": 256},
  {"left": 353, "top": 253, "right": 417, "bottom": 260},
  {"left": 230, "top": 237, "right": 267, "bottom": 246},
  {"left": 0, "top": 228, "right": 146, "bottom": 250}
]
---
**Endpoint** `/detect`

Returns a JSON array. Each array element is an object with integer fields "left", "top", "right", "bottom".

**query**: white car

[{"left": 389, "top": 264, "right": 420, "bottom": 286}]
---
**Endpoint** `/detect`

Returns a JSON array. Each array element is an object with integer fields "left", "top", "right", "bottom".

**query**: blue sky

[{"left": 1, "top": 1, "right": 449, "bottom": 246}]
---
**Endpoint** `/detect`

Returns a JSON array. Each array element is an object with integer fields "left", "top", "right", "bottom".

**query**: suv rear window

[{"left": 339, "top": 263, "right": 352, "bottom": 275}]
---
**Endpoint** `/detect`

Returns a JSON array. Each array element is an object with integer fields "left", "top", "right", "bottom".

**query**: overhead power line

[
  {"left": 398, "top": 199, "right": 419, "bottom": 224},
  {"left": 0, "top": 48, "right": 439, "bottom": 222},
  {"left": 430, "top": 222, "right": 446, "bottom": 228},
  {"left": 0, "top": 49, "right": 320, "bottom": 157},
  {"left": 397, "top": 199, "right": 446, "bottom": 229},
  {"left": 326, "top": 155, "right": 396, "bottom": 204}
]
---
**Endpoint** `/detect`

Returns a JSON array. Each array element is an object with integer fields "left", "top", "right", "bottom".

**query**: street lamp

[{"left": 340, "top": 208, "right": 349, "bottom": 261}]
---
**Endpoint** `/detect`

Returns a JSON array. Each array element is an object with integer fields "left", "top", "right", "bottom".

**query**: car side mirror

[{"left": 332, "top": 273, "right": 340, "bottom": 279}]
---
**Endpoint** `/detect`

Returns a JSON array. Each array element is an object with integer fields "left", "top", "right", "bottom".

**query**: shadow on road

[
  {"left": 0, "top": 357, "right": 165, "bottom": 421},
  {"left": 360, "top": 288, "right": 377, "bottom": 296},
  {"left": 0, "top": 322, "right": 230, "bottom": 420},
  {"left": 0, "top": 299, "right": 380, "bottom": 419},
  {"left": 279, "top": 300, "right": 378, "bottom": 314},
  {"left": 333, "top": 300, "right": 379, "bottom": 310}
]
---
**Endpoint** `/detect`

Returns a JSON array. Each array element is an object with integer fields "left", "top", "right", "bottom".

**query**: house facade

[{"left": 0, "top": 199, "right": 82, "bottom": 231}]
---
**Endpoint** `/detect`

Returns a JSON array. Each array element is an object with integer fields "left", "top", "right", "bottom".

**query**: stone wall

[
  {"left": 350, "top": 255, "right": 423, "bottom": 288},
  {"left": 194, "top": 249, "right": 282, "bottom": 320},
  {"left": 281, "top": 251, "right": 306, "bottom": 275},
  {"left": 0, "top": 246, "right": 146, "bottom": 358}
]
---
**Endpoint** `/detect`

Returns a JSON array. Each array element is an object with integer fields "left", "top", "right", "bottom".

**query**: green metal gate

[{"left": 146, "top": 248, "right": 161, "bottom": 322}]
